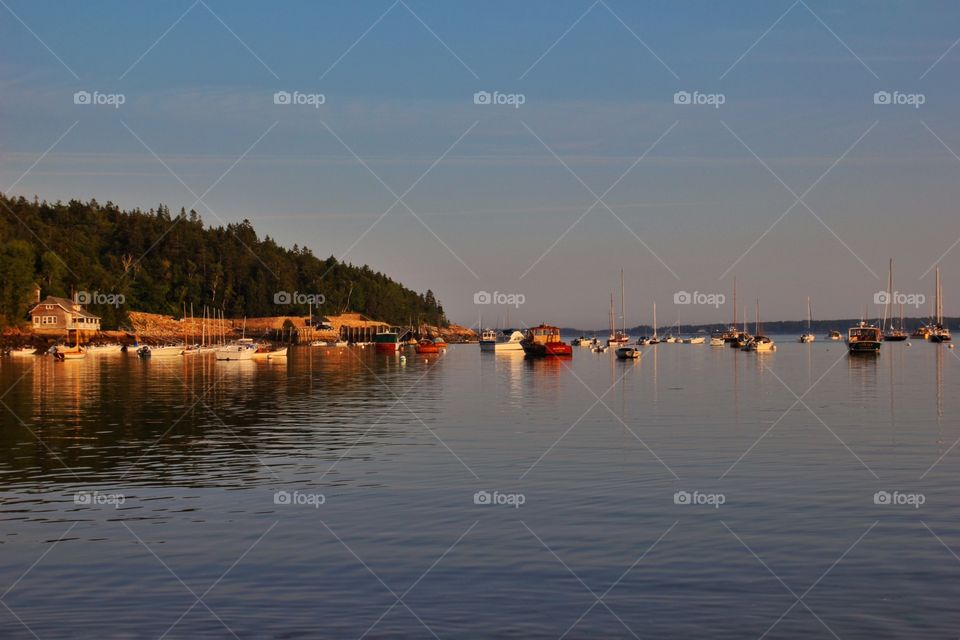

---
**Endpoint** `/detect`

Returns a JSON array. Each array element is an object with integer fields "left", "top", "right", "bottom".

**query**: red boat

[
  {"left": 433, "top": 336, "right": 448, "bottom": 349},
  {"left": 415, "top": 339, "right": 439, "bottom": 354},
  {"left": 521, "top": 324, "right": 573, "bottom": 357},
  {"left": 374, "top": 329, "right": 402, "bottom": 353}
]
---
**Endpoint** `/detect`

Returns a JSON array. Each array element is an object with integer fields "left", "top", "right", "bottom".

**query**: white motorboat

[
  {"left": 689, "top": 336, "right": 705, "bottom": 344},
  {"left": 215, "top": 339, "right": 256, "bottom": 361},
  {"left": 710, "top": 335, "right": 724, "bottom": 346},
  {"left": 310, "top": 340, "right": 327, "bottom": 347},
  {"left": 138, "top": 345, "right": 184, "bottom": 358},
  {"left": 86, "top": 343, "right": 123, "bottom": 354},
  {"left": 479, "top": 329, "right": 525, "bottom": 352},
  {"left": 9, "top": 346, "right": 37, "bottom": 357}
]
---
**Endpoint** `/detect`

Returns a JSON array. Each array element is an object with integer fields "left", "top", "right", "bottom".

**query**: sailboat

[
  {"left": 799, "top": 296, "right": 815, "bottom": 343},
  {"left": 742, "top": 300, "right": 775, "bottom": 352},
  {"left": 928, "top": 265, "right": 952, "bottom": 343},
  {"left": 53, "top": 325, "right": 86, "bottom": 360},
  {"left": 882, "top": 259, "right": 908, "bottom": 341},
  {"left": 722, "top": 276, "right": 740, "bottom": 343},
  {"left": 607, "top": 271, "right": 629, "bottom": 346},
  {"left": 638, "top": 302, "right": 658, "bottom": 345},
  {"left": 732, "top": 305, "right": 751, "bottom": 348}
]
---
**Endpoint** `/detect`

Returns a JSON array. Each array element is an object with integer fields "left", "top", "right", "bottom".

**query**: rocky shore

[{"left": 2, "top": 311, "right": 477, "bottom": 349}]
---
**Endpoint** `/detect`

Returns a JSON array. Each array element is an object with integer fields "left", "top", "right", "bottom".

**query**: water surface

[{"left": 1, "top": 339, "right": 958, "bottom": 638}]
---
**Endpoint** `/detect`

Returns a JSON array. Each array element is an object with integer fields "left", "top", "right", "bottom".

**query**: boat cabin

[
  {"left": 526, "top": 324, "right": 563, "bottom": 344},
  {"left": 848, "top": 324, "right": 881, "bottom": 343}
]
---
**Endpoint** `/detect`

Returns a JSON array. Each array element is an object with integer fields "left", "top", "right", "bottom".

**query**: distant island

[{"left": 0, "top": 194, "right": 448, "bottom": 331}]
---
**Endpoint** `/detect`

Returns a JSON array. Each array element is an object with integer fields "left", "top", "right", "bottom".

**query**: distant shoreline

[{"left": 557, "top": 317, "right": 959, "bottom": 335}]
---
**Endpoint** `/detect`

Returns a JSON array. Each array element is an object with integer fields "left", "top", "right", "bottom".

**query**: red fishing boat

[
  {"left": 374, "top": 329, "right": 402, "bottom": 353},
  {"left": 521, "top": 324, "right": 573, "bottom": 357},
  {"left": 415, "top": 339, "right": 439, "bottom": 354}
]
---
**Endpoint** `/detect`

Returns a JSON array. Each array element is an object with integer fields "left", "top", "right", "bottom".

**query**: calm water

[{"left": 1, "top": 339, "right": 959, "bottom": 638}]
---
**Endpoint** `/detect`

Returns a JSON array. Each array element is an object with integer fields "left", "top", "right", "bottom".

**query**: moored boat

[
  {"left": 606, "top": 271, "right": 629, "bottom": 346},
  {"left": 799, "top": 296, "right": 816, "bottom": 343},
  {"left": 723, "top": 277, "right": 741, "bottom": 343},
  {"left": 415, "top": 339, "right": 439, "bottom": 354},
  {"left": 615, "top": 345, "right": 641, "bottom": 359},
  {"left": 53, "top": 345, "right": 86, "bottom": 360},
  {"left": 521, "top": 325, "right": 573, "bottom": 357},
  {"left": 374, "top": 329, "right": 403, "bottom": 354},
  {"left": 86, "top": 343, "right": 123, "bottom": 354},
  {"left": 138, "top": 345, "right": 185, "bottom": 358},
  {"left": 251, "top": 346, "right": 288, "bottom": 360},
  {"left": 709, "top": 334, "right": 724, "bottom": 346},
  {"left": 9, "top": 346, "right": 37, "bottom": 357},
  {"left": 215, "top": 339, "right": 256, "bottom": 361},
  {"left": 742, "top": 335, "right": 775, "bottom": 352},
  {"left": 742, "top": 300, "right": 775, "bottom": 352},
  {"left": 479, "top": 329, "right": 524, "bottom": 352},
  {"left": 827, "top": 330, "right": 842, "bottom": 341},
  {"left": 847, "top": 322, "right": 881, "bottom": 353},
  {"left": 927, "top": 266, "right": 952, "bottom": 343}
]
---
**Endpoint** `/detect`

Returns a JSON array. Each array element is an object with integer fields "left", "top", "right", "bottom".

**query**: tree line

[{"left": 0, "top": 194, "right": 447, "bottom": 329}]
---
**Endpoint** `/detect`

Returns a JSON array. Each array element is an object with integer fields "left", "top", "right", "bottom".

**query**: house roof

[{"left": 30, "top": 296, "right": 101, "bottom": 319}]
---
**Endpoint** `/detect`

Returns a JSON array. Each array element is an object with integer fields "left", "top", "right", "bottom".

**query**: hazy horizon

[{"left": 4, "top": 1, "right": 960, "bottom": 327}]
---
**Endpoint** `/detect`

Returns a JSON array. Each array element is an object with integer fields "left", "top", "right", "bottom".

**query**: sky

[{"left": 2, "top": 0, "right": 960, "bottom": 328}]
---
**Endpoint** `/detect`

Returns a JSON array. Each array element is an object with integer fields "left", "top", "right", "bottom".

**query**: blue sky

[{"left": 3, "top": 0, "right": 960, "bottom": 327}]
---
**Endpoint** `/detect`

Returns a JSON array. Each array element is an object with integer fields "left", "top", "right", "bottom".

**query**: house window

[
  {"left": 44, "top": 305, "right": 54, "bottom": 310},
  {"left": 43, "top": 316, "right": 57, "bottom": 325},
  {"left": 33, "top": 316, "right": 40, "bottom": 325}
]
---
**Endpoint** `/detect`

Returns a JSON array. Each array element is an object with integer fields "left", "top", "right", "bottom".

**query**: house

[{"left": 30, "top": 296, "right": 101, "bottom": 335}]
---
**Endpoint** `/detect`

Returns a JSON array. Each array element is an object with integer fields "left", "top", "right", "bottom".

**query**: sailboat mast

[
  {"left": 807, "top": 296, "right": 812, "bottom": 330},
  {"left": 620, "top": 268, "right": 625, "bottom": 336},
  {"left": 609, "top": 293, "right": 615, "bottom": 336},
  {"left": 755, "top": 299, "right": 760, "bottom": 335},
  {"left": 653, "top": 302, "right": 657, "bottom": 338},
  {"left": 733, "top": 276, "right": 737, "bottom": 327},
  {"left": 882, "top": 258, "right": 893, "bottom": 331},
  {"left": 936, "top": 265, "right": 942, "bottom": 325}
]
